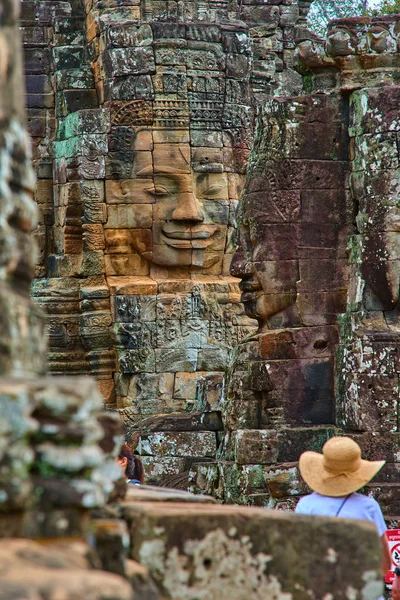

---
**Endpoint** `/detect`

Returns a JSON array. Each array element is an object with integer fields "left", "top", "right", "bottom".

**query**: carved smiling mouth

[
  {"left": 163, "top": 230, "right": 211, "bottom": 240},
  {"left": 161, "top": 225, "right": 217, "bottom": 249}
]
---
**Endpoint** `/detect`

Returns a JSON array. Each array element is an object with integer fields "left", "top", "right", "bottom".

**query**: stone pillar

[
  {"left": 0, "top": 0, "right": 124, "bottom": 539},
  {"left": 324, "top": 16, "right": 400, "bottom": 521},
  {"left": 210, "top": 15, "right": 400, "bottom": 513},
  {"left": 0, "top": 0, "right": 46, "bottom": 378}
]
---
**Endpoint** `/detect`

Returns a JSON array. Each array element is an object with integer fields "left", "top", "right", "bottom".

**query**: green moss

[{"left": 303, "top": 73, "right": 314, "bottom": 94}]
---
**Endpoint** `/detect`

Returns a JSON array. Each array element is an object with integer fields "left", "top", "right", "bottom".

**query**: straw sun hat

[{"left": 299, "top": 437, "right": 385, "bottom": 497}]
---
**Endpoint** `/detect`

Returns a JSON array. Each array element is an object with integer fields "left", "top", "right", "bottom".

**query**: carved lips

[
  {"left": 161, "top": 223, "right": 218, "bottom": 249},
  {"left": 239, "top": 277, "right": 263, "bottom": 303}
]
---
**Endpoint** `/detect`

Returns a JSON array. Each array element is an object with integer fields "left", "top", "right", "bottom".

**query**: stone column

[
  {"left": 0, "top": 0, "right": 46, "bottom": 378},
  {"left": 0, "top": 0, "right": 123, "bottom": 538}
]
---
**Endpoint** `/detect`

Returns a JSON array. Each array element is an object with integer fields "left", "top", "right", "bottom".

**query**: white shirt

[
  {"left": 295, "top": 491, "right": 387, "bottom": 537},
  {"left": 295, "top": 492, "right": 386, "bottom": 600}
]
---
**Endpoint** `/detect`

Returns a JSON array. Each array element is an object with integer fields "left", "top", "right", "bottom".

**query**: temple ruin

[
  {"left": 0, "top": 0, "right": 398, "bottom": 597},
  {"left": 17, "top": 0, "right": 400, "bottom": 512},
  {"left": 23, "top": 0, "right": 314, "bottom": 485}
]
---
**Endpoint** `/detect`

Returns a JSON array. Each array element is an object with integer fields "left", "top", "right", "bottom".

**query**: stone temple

[
  {"left": 21, "top": 0, "right": 400, "bottom": 507},
  {"left": 0, "top": 0, "right": 398, "bottom": 596}
]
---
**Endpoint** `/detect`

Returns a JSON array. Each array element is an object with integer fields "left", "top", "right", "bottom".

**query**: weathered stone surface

[
  {"left": 0, "top": 538, "right": 134, "bottom": 600},
  {"left": 0, "top": 377, "right": 124, "bottom": 536},
  {"left": 121, "top": 484, "right": 216, "bottom": 504},
  {"left": 125, "top": 502, "right": 383, "bottom": 600},
  {"left": 139, "top": 431, "right": 217, "bottom": 458}
]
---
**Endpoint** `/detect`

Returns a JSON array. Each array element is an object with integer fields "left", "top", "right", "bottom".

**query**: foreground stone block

[
  {"left": 123, "top": 502, "right": 383, "bottom": 600},
  {"left": 0, "top": 538, "right": 134, "bottom": 600},
  {"left": 0, "top": 376, "right": 123, "bottom": 537}
]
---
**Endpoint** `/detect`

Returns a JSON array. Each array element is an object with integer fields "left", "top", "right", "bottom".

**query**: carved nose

[
  {"left": 171, "top": 192, "right": 204, "bottom": 222},
  {"left": 230, "top": 251, "right": 254, "bottom": 277}
]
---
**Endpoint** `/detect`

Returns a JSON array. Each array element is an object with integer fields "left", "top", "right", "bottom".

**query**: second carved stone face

[
  {"left": 231, "top": 96, "right": 352, "bottom": 331},
  {"left": 231, "top": 220, "right": 298, "bottom": 325}
]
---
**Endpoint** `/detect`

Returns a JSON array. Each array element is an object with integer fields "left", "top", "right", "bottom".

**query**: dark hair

[{"left": 118, "top": 443, "right": 144, "bottom": 484}]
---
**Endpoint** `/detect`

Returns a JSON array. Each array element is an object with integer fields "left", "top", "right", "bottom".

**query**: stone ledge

[
  {"left": 121, "top": 484, "right": 217, "bottom": 505},
  {"left": 123, "top": 501, "right": 383, "bottom": 600}
]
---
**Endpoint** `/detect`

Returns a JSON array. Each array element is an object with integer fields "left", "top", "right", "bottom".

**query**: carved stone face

[
  {"left": 137, "top": 139, "right": 227, "bottom": 268},
  {"left": 326, "top": 24, "right": 360, "bottom": 56},
  {"left": 105, "top": 132, "right": 232, "bottom": 272},
  {"left": 368, "top": 24, "right": 396, "bottom": 53}
]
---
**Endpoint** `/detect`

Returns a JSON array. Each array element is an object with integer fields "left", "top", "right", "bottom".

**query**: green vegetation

[
  {"left": 307, "top": 1, "right": 368, "bottom": 37},
  {"left": 368, "top": 0, "right": 400, "bottom": 14},
  {"left": 307, "top": 0, "right": 400, "bottom": 37}
]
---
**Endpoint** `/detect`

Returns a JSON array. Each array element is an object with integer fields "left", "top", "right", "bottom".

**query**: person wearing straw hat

[{"left": 295, "top": 436, "right": 391, "bottom": 582}]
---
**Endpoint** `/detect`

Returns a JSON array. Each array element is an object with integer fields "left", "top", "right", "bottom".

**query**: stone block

[
  {"left": 297, "top": 290, "right": 348, "bottom": 326},
  {"left": 104, "top": 204, "right": 152, "bottom": 228},
  {"left": 125, "top": 502, "right": 382, "bottom": 600},
  {"left": 155, "top": 348, "right": 198, "bottom": 373},
  {"left": 263, "top": 463, "right": 308, "bottom": 499},
  {"left": 119, "top": 349, "right": 156, "bottom": 374},
  {"left": 173, "top": 372, "right": 200, "bottom": 400},
  {"left": 112, "top": 322, "right": 155, "bottom": 350},
  {"left": 24, "top": 48, "right": 50, "bottom": 74},
  {"left": 300, "top": 188, "right": 350, "bottom": 224},
  {"left": 106, "top": 23, "right": 153, "bottom": 48},
  {"left": 105, "top": 179, "right": 155, "bottom": 204},
  {"left": 155, "top": 320, "right": 202, "bottom": 349},
  {"left": 233, "top": 427, "right": 337, "bottom": 465},
  {"left": 188, "top": 462, "right": 223, "bottom": 498},
  {"left": 337, "top": 373, "right": 399, "bottom": 432},
  {"left": 138, "top": 431, "right": 217, "bottom": 458},
  {"left": 113, "top": 294, "right": 157, "bottom": 322},
  {"left": 197, "top": 347, "right": 229, "bottom": 371},
  {"left": 107, "top": 277, "right": 158, "bottom": 296},
  {"left": 105, "top": 47, "right": 155, "bottom": 77},
  {"left": 105, "top": 253, "right": 149, "bottom": 276},
  {"left": 126, "top": 559, "right": 161, "bottom": 600},
  {"left": 152, "top": 143, "right": 191, "bottom": 173},
  {"left": 0, "top": 539, "right": 134, "bottom": 599},
  {"left": 234, "top": 430, "right": 279, "bottom": 465},
  {"left": 83, "top": 224, "right": 105, "bottom": 251},
  {"left": 139, "top": 457, "right": 186, "bottom": 484},
  {"left": 132, "top": 412, "right": 223, "bottom": 433},
  {"left": 125, "top": 373, "right": 183, "bottom": 416}
]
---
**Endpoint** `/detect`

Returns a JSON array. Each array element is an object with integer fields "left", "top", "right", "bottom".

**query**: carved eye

[
  {"left": 201, "top": 184, "right": 224, "bottom": 196},
  {"left": 145, "top": 186, "right": 169, "bottom": 197}
]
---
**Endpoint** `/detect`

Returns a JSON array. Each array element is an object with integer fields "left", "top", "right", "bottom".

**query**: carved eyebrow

[
  {"left": 192, "top": 162, "right": 224, "bottom": 173},
  {"left": 136, "top": 165, "right": 183, "bottom": 175}
]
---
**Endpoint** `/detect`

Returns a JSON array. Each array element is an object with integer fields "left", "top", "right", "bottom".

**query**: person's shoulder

[
  {"left": 352, "top": 492, "right": 378, "bottom": 505},
  {"left": 351, "top": 493, "right": 381, "bottom": 511},
  {"left": 295, "top": 493, "right": 317, "bottom": 512}
]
